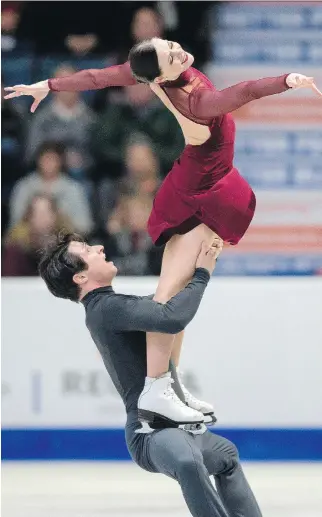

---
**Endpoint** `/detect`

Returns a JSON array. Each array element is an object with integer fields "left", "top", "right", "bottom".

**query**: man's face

[
  {"left": 152, "top": 38, "right": 194, "bottom": 82},
  {"left": 68, "top": 241, "right": 117, "bottom": 287}
]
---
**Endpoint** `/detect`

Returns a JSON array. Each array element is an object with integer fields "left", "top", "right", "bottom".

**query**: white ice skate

[
  {"left": 136, "top": 372, "right": 205, "bottom": 434},
  {"left": 177, "top": 368, "right": 217, "bottom": 425}
]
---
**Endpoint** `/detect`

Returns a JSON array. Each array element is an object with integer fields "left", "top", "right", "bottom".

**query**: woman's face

[{"left": 152, "top": 38, "right": 194, "bottom": 82}]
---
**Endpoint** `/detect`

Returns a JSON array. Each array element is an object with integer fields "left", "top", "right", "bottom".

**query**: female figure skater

[{"left": 5, "top": 38, "right": 321, "bottom": 429}]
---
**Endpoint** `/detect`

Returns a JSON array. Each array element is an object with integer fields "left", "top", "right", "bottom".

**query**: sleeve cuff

[
  {"left": 194, "top": 267, "right": 211, "bottom": 283},
  {"left": 48, "top": 79, "right": 57, "bottom": 91},
  {"left": 283, "top": 74, "right": 292, "bottom": 90}
]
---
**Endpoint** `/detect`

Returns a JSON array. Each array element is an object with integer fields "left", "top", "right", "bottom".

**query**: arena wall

[{"left": 2, "top": 277, "right": 322, "bottom": 460}]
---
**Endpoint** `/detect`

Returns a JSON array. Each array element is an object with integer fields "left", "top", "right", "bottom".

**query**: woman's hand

[
  {"left": 286, "top": 73, "right": 322, "bottom": 96},
  {"left": 4, "top": 80, "right": 50, "bottom": 112}
]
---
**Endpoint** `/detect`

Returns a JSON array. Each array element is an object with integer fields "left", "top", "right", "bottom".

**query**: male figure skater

[{"left": 38, "top": 232, "right": 262, "bottom": 517}]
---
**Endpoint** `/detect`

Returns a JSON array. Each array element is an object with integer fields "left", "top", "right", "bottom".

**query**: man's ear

[{"left": 73, "top": 271, "right": 88, "bottom": 286}]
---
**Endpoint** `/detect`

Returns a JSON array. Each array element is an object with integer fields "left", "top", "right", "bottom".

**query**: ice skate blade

[
  {"left": 203, "top": 413, "right": 217, "bottom": 425},
  {"left": 137, "top": 408, "right": 203, "bottom": 430},
  {"left": 135, "top": 421, "right": 207, "bottom": 435},
  {"left": 182, "top": 423, "right": 207, "bottom": 435},
  {"left": 135, "top": 422, "right": 154, "bottom": 434}
]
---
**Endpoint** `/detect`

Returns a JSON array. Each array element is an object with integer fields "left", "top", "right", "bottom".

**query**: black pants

[{"left": 126, "top": 413, "right": 262, "bottom": 517}]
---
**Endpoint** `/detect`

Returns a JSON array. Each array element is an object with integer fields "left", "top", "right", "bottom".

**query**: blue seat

[
  {"left": 2, "top": 55, "right": 33, "bottom": 86},
  {"left": 2, "top": 55, "right": 34, "bottom": 112}
]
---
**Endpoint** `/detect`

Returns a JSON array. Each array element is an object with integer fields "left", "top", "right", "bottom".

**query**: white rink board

[{"left": 2, "top": 277, "right": 322, "bottom": 428}]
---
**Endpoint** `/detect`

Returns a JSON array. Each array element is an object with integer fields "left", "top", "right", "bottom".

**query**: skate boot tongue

[{"left": 176, "top": 367, "right": 216, "bottom": 422}]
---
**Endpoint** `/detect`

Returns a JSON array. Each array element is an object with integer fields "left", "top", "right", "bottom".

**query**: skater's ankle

[{"left": 145, "top": 372, "right": 170, "bottom": 383}]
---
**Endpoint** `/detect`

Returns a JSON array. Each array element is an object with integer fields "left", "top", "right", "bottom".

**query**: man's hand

[
  {"left": 4, "top": 80, "right": 50, "bottom": 112},
  {"left": 286, "top": 73, "right": 322, "bottom": 96},
  {"left": 196, "top": 237, "right": 223, "bottom": 275}
]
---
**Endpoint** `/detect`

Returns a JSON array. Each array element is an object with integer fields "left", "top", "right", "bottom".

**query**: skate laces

[{"left": 164, "top": 378, "right": 186, "bottom": 407}]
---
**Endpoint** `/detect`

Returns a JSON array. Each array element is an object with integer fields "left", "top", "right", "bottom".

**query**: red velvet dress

[{"left": 49, "top": 63, "right": 290, "bottom": 245}]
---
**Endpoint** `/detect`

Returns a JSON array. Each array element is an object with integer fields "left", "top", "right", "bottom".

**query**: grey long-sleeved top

[{"left": 81, "top": 268, "right": 210, "bottom": 413}]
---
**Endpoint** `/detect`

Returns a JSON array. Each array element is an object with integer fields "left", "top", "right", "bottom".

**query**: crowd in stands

[{"left": 1, "top": 1, "right": 214, "bottom": 276}]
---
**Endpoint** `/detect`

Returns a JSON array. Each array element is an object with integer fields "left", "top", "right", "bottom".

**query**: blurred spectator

[
  {"left": 9, "top": 141, "right": 94, "bottom": 235},
  {"left": 1, "top": 82, "right": 24, "bottom": 185},
  {"left": 64, "top": 33, "right": 99, "bottom": 57},
  {"left": 92, "top": 83, "right": 184, "bottom": 179},
  {"left": 1, "top": 2, "right": 33, "bottom": 54},
  {"left": 95, "top": 136, "right": 163, "bottom": 276},
  {"left": 105, "top": 193, "right": 162, "bottom": 276},
  {"left": 26, "top": 64, "right": 96, "bottom": 178},
  {"left": 2, "top": 194, "right": 72, "bottom": 276},
  {"left": 94, "top": 5, "right": 165, "bottom": 112},
  {"left": 15, "top": 2, "right": 137, "bottom": 55},
  {"left": 131, "top": 6, "right": 164, "bottom": 44},
  {"left": 105, "top": 5, "right": 165, "bottom": 66},
  {"left": 124, "top": 4, "right": 210, "bottom": 66},
  {"left": 1, "top": 81, "right": 25, "bottom": 235},
  {"left": 97, "top": 135, "right": 160, "bottom": 226}
]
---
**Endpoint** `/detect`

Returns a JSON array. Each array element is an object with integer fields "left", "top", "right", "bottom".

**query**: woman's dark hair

[
  {"left": 38, "top": 232, "right": 87, "bottom": 302},
  {"left": 128, "top": 41, "right": 161, "bottom": 83}
]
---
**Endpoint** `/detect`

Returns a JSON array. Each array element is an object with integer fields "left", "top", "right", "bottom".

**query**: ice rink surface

[{"left": 2, "top": 461, "right": 322, "bottom": 516}]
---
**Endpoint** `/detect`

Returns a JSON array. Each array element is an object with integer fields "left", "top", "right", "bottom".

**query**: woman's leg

[
  {"left": 171, "top": 331, "right": 185, "bottom": 367},
  {"left": 138, "top": 224, "right": 222, "bottom": 425},
  {"left": 146, "top": 223, "right": 216, "bottom": 378},
  {"left": 171, "top": 330, "right": 216, "bottom": 418}
]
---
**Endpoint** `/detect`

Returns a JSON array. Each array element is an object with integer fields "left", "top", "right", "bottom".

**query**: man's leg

[
  {"left": 147, "top": 427, "right": 229, "bottom": 517},
  {"left": 199, "top": 432, "right": 263, "bottom": 517}
]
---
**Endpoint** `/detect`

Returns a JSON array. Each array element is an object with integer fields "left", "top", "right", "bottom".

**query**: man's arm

[
  {"left": 104, "top": 268, "right": 210, "bottom": 334},
  {"left": 48, "top": 62, "right": 137, "bottom": 91}
]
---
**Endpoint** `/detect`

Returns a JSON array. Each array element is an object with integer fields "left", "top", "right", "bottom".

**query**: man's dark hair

[
  {"left": 38, "top": 232, "right": 87, "bottom": 302},
  {"left": 128, "top": 41, "right": 161, "bottom": 83}
]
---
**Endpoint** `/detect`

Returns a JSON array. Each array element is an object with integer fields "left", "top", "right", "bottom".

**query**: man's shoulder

[
  {"left": 85, "top": 291, "right": 142, "bottom": 332},
  {"left": 85, "top": 291, "right": 116, "bottom": 327},
  {"left": 85, "top": 290, "right": 140, "bottom": 313}
]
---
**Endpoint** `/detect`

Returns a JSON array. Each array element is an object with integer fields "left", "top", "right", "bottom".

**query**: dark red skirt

[{"left": 147, "top": 146, "right": 256, "bottom": 247}]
